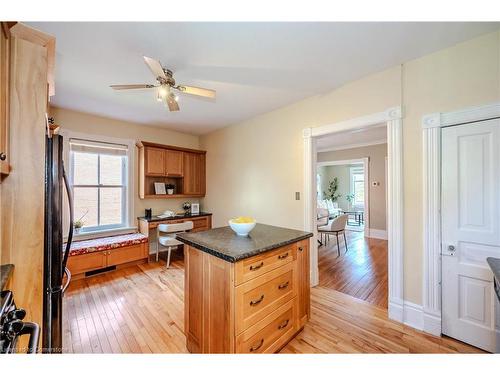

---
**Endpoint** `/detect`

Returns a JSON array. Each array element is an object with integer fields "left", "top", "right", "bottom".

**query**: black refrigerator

[{"left": 43, "top": 133, "right": 74, "bottom": 353}]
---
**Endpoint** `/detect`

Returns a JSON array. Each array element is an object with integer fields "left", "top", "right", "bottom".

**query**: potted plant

[
  {"left": 165, "top": 183, "right": 175, "bottom": 195},
  {"left": 323, "top": 177, "right": 342, "bottom": 204},
  {"left": 346, "top": 193, "right": 355, "bottom": 209},
  {"left": 74, "top": 210, "right": 88, "bottom": 234}
]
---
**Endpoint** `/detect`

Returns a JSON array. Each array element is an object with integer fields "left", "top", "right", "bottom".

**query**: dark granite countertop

[
  {"left": 177, "top": 223, "right": 313, "bottom": 262},
  {"left": 0, "top": 264, "right": 14, "bottom": 291},
  {"left": 487, "top": 257, "right": 500, "bottom": 282},
  {"left": 138, "top": 212, "right": 212, "bottom": 222}
]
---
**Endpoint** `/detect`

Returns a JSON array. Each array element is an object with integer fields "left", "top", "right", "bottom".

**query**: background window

[
  {"left": 70, "top": 139, "right": 128, "bottom": 232},
  {"left": 350, "top": 166, "right": 365, "bottom": 207}
]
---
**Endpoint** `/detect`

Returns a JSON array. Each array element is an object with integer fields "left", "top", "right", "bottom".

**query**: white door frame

[
  {"left": 317, "top": 158, "right": 370, "bottom": 237},
  {"left": 303, "top": 106, "right": 404, "bottom": 322},
  {"left": 422, "top": 102, "right": 500, "bottom": 336}
]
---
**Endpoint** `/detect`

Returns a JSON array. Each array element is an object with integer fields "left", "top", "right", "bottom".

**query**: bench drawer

[
  {"left": 235, "top": 244, "right": 295, "bottom": 285},
  {"left": 235, "top": 261, "right": 296, "bottom": 334},
  {"left": 67, "top": 251, "right": 107, "bottom": 275},
  {"left": 236, "top": 299, "right": 295, "bottom": 353},
  {"left": 107, "top": 244, "right": 147, "bottom": 265}
]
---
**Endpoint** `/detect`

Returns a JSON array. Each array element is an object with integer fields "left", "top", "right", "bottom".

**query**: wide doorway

[{"left": 315, "top": 126, "right": 388, "bottom": 309}]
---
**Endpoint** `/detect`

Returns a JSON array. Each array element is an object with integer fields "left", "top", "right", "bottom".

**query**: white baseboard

[
  {"left": 389, "top": 300, "right": 441, "bottom": 335},
  {"left": 423, "top": 310, "right": 442, "bottom": 336},
  {"left": 368, "top": 228, "right": 388, "bottom": 240},
  {"left": 403, "top": 301, "right": 424, "bottom": 330}
]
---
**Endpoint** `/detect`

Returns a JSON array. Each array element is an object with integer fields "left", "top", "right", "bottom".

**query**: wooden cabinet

[
  {"left": 165, "top": 149, "right": 183, "bottom": 176},
  {"left": 183, "top": 152, "right": 205, "bottom": 195},
  {"left": 296, "top": 239, "right": 310, "bottom": 327},
  {"left": 184, "top": 239, "right": 310, "bottom": 353},
  {"left": 67, "top": 243, "right": 148, "bottom": 279},
  {"left": 0, "top": 23, "right": 11, "bottom": 177},
  {"left": 137, "top": 141, "right": 206, "bottom": 199},
  {"left": 145, "top": 147, "right": 165, "bottom": 176}
]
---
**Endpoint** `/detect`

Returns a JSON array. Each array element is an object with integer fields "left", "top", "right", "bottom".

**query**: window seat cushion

[{"left": 69, "top": 233, "right": 148, "bottom": 256}]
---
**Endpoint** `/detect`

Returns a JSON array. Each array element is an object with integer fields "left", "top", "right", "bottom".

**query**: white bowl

[{"left": 228, "top": 219, "right": 256, "bottom": 236}]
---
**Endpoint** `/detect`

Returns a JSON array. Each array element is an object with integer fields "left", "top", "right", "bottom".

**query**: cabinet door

[
  {"left": 165, "top": 149, "right": 183, "bottom": 176},
  {"left": 296, "top": 239, "right": 310, "bottom": 328},
  {"left": 183, "top": 152, "right": 205, "bottom": 195},
  {"left": 67, "top": 252, "right": 107, "bottom": 275},
  {"left": 145, "top": 147, "right": 165, "bottom": 176},
  {"left": 0, "top": 23, "right": 10, "bottom": 176}
]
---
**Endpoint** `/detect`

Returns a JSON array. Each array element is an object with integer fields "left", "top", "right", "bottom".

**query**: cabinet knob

[
  {"left": 0, "top": 152, "right": 6, "bottom": 161},
  {"left": 298, "top": 246, "right": 303, "bottom": 252}
]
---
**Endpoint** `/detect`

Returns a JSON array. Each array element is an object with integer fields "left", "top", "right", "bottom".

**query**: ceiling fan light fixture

[{"left": 157, "top": 84, "right": 170, "bottom": 102}]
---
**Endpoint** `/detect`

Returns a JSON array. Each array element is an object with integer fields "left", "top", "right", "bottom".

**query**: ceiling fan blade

[
  {"left": 176, "top": 85, "right": 216, "bottom": 99},
  {"left": 110, "top": 84, "right": 156, "bottom": 90},
  {"left": 166, "top": 96, "right": 180, "bottom": 112},
  {"left": 143, "top": 56, "right": 167, "bottom": 80}
]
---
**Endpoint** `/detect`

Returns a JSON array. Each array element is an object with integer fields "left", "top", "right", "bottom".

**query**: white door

[{"left": 442, "top": 118, "right": 500, "bottom": 352}]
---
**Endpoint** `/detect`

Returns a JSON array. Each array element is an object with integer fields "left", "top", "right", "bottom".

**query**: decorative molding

[
  {"left": 305, "top": 106, "right": 404, "bottom": 324},
  {"left": 421, "top": 102, "right": 500, "bottom": 337},
  {"left": 422, "top": 102, "right": 500, "bottom": 129},
  {"left": 302, "top": 127, "right": 312, "bottom": 139},
  {"left": 317, "top": 138, "right": 387, "bottom": 153},
  {"left": 422, "top": 127, "right": 442, "bottom": 336},
  {"left": 317, "top": 158, "right": 366, "bottom": 167},
  {"left": 368, "top": 229, "right": 387, "bottom": 240},
  {"left": 387, "top": 116, "right": 404, "bottom": 323},
  {"left": 311, "top": 107, "right": 402, "bottom": 138}
]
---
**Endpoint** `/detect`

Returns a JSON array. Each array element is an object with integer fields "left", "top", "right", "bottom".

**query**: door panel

[
  {"left": 165, "top": 149, "right": 183, "bottom": 176},
  {"left": 145, "top": 147, "right": 165, "bottom": 176},
  {"left": 442, "top": 118, "right": 500, "bottom": 352}
]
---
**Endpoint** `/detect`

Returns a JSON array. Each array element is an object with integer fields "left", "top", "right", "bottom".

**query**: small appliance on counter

[
  {"left": 145, "top": 208, "right": 152, "bottom": 219},
  {"left": 0, "top": 290, "right": 40, "bottom": 353}
]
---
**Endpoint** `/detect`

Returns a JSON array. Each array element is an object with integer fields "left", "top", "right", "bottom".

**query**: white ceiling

[
  {"left": 316, "top": 124, "right": 387, "bottom": 152},
  {"left": 28, "top": 22, "right": 499, "bottom": 135}
]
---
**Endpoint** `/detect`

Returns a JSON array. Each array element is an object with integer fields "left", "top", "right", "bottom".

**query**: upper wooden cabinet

[
  {"left": 165, "top": 149, "right": 183, "bottom": 176},
  {"left": 145, "top": 147, "right": 165, "bottom": 176},
  {"left": 137, "top": 141, "right": 206, "bottom": 199},
  {"left": 0, "top": 23, "right": 11, "bottom": 177},
  {"left": 183, "top": 152, "right": 205, "bottom": 195}
]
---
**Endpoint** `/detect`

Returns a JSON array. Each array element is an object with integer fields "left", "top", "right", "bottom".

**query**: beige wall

[
  {"left": 201, "top": 31, "right": 500, "bottom": 306},
  {"left": 49, "top": 107, "right": 202, "bottom": 223},
  {"left": 318, "top": 143, "right": 388, "bottom": 230}
]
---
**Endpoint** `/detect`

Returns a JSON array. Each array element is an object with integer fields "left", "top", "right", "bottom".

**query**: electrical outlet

[{"left": 295, "top": 192, "right": 300, "bottom": 200}]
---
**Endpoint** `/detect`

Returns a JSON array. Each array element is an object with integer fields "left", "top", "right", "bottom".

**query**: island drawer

[
  {"left": 236, "top": 299, "right": 295, "bottom": 353},
  {"left": 235, "top": 261, "right": 296, "bottom": 334},
  {"left": 234, "top": 244, "right": 296, "bottom": 285}
]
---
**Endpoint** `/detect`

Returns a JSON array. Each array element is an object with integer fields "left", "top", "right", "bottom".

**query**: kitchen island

[{"left": 177, "top": 223, "right": 313, "bottom": 353}]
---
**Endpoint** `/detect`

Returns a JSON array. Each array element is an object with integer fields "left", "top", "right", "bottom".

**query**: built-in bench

[{"left": 66, "top": 233, "right": 149, "bottom": 279}]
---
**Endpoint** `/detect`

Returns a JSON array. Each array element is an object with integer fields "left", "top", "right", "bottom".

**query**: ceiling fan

[{"left": 110, "top": 56, "right": 216, "bottom": 112}]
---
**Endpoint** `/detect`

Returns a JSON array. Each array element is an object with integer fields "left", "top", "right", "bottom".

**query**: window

[
  {"left": 70, "top": 138, "right": 129, "bottom": 232},
  {"left": 350, "top": 166, "right": 365, "bottom": 207}
]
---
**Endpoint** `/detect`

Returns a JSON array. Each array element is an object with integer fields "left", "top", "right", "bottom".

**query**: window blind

[{"left": 69, "top": 138, "right": 128, "bottom": 156}]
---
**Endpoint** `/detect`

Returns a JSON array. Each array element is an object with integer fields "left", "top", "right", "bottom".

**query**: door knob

[
  {"left": 0, "top": 152, "right": 6, "bottom": 161},
  {"left": 448, "top": 245, "right": 456, "bottom": 252}
]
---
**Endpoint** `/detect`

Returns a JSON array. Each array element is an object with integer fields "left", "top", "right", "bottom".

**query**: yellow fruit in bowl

[{"left": 232, "top": 216, "right": 255, "bottom": 224}]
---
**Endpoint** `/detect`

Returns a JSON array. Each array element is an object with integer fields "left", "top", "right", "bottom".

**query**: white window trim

[
  {"left": 60, "top": 129, "right": 136, "bottom": 240},
  {"left": 350, "top": 166, "right": 365, "bottom": 208}
]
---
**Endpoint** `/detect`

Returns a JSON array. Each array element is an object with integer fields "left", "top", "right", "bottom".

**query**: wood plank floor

[
  {"left": 62, "top": 252, "right": 482, "bottom": 353},
  {"left": 318, "top": 230, "right": 388, "bottom": 308}
]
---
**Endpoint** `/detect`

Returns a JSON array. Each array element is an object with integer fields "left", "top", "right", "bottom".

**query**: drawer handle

[
  {"left": 278, "top": 252, "right": 289, "bottom": 260},
  {"left": 298, "top": 246, "right": 303, "bottom": 252},
  {"left": 278, "top": 319, "right": 290, "bottom": 330},
  {"left": 249, "top": 262, "right": 264, "bottom": 271},
  {"left": 278, "top": 281, "right": 289, "bottom": 290},
  {"left": 249, "top": 339, "right": 264, "bottom": 352},
  {"left": 249, "top": 295, "right": 264, "bottom": 306}
]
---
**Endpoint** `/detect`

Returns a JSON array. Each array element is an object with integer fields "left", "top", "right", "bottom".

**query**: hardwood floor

[
  {"left": 318, "top": 230, "right": 388, "bottom": 308},
  {"left": 62, "top": 252, "right": 482, "bottom": 353}
]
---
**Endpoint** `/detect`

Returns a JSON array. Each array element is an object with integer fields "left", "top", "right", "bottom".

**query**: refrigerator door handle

[{"left": 61, "top": 162, "right": 74, "bottom": 275}]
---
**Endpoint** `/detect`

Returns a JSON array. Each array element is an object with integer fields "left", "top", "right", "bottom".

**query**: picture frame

[
  {"left": 191, "top": 203, "right": 200, "bottom": 214},
  {"left": 154, "top": 182, "right": 166, "bottom": 195}
]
